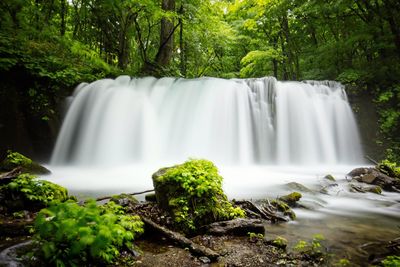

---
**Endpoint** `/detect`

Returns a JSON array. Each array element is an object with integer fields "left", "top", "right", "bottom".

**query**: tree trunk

[
  {"left": 155, "top": 0, "right": 176, "bottom": 67},
  {"left": 60, "top": 0, "right": 67, "bottom": 36}
]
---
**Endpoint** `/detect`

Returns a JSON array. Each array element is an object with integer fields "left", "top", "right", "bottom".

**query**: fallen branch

[
  {"left": 140, "top": 216, "right": 219, "bottom": 261},
  {"left": 0, "top": 167, "right": 23, "bottom": 185},
  {"left": 94, "top": 189, "right": 155, "bottom": 202},
  {"left": 365, "top": 155, "right": 379, "bottom": 165}
]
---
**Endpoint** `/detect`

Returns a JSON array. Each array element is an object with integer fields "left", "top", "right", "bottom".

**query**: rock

[
  {"left": 324, "top": 174, "right": 336, "bottom": 182},
  {"left": 145, "top": 193, "right": 157, "bottom": 202},
  {"left": 110, "top": 193, "right": 139, "bottom": 207},
  {"left": 278, "top": 192, "right": 302, "bottom": 207},
  {"left": 205, "top": 218, "right": 264, "bottom": 236},
  {"left": 347, "top": 167, "right": 400, "bottom": 191},
  {"left": 0, "top": 151, "right": 50, "bottom": 175},
  {"left": 271, "top": 200, "right": 296, "bottom": 220},
  {"left": 349, "top": 184, "right": 382, "bottom": 194},
  {"left": 360, "top": 173, "right": 377, "bottom": 184},
  {"left": 285, "top": 182, "right": 313, "bottom": 193},
  {"left": 347, "top": 167, "right": 369, "bottom": 178},
  {"left": 198, "top": 256, "right": 211, "bottom": 264}
]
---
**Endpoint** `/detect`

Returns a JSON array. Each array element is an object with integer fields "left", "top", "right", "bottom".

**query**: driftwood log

[
  {"left": 94, "top": 189, "right": 155, "bottom": 202},
  {"left": 140, "top": 216, "right": 219, "bottom": 261},
  {"left": 234, "top": 200, "right": 288, "bottom": 223}
]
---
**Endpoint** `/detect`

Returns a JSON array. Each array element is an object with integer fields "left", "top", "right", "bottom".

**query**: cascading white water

[{"left": 51, "top": 76, "right": 363, "bottom": 166}]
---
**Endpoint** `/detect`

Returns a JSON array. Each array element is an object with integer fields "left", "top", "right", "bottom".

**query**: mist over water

[{"left": 51, "top": 76, "right": 363, "bottom": 166}]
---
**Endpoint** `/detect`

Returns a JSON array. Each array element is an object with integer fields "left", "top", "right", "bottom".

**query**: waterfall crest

[{"left": 51, "top": 76, "right": 363, "bottom": 166}]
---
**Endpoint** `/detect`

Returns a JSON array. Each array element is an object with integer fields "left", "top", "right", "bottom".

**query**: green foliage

[
  {"left": 378, "top": 159, "right": 400, "bottom": 178},
  {"left": 272, "top": 236, "right": 288, "bottom": 249},
  {"left": 154, "top": 159, "right": 245, "bottom": 233},
  {"left": 34, "top": 200, "right": 144, "bottom": 266},
  {"left": 0, "top": 173, "right": 68, "bottom": 211},
  {"left": 333, "top": 258, "right": 351, "bottom": 267},
  {"left": 248, "top": 232, "right": 264, "bottom": 242},
  {"left": 382, "top": 256, "right": 400, "bottom": 267},
  {"left": 293, "top": 234, "right": 326, "bottom": 258},
  {"left": 5, "top": 151, "right": 32, "bottom": 166}
]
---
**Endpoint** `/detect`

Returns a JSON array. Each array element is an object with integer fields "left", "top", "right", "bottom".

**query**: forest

[{"left": 0, "top": 0, "right": 399, "bottom": 160}]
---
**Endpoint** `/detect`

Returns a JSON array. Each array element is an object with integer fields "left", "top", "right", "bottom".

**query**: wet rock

[
  {"left": 278, "top": 192, "right": 302, "bottom": 207},
  {"left": 348, "top": 167, "right": 399, "bottom": 191},
  {"left": 198, "top": 256, "right": 211, "bottom": 264},
  {"left": 349, "top": 184, "right": 382, "bottom": 194},
  {"left": 324, "top": 174, "right": 336, "bottom": 182},
  {"left": 285, "top": 182, "right": 313, "bottom": 193},
  {"left": 205, "top": 218, "right": 264, "bottom": 236}
]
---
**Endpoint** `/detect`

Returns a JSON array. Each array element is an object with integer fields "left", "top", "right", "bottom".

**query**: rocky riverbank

[{"left": 1, "top": 153, "right": 400, "bottom": 266}]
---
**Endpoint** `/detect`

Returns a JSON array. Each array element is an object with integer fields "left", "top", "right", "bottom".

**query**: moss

[
  {"left": 1, "top": 151, "right": 50, "bottom": 174},
  {"left": 368, "top": 185, "right": 382, "bottom": 194},
  {"left": 0, "top": 173, "right": 68, "bottom": 212},
  {"left": 324, "top": 174, "right": 336, "bottom": 182},
  {"left": 272, "top": 200, "right": 296, "bottom": 220},
  {"left": 278, "top": 192, "right": 302, "bottom": 207},
  {"left": 152, "top": 159, "right": 245, "bottom": 234},
  {"left": 110, "top": 193, "right": 139, "bottom": 207}
]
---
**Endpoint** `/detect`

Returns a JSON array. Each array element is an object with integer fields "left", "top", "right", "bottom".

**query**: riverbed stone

[{"left": 204, "top": 218, "right": 264, "bottom": 236}]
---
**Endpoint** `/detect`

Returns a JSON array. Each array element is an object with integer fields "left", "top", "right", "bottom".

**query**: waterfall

[{"left": 51, "top": 76, "right": 363, "bottom": 166}]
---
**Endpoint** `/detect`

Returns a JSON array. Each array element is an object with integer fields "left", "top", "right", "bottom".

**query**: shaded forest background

[{"left": 0, "top": 0, "right": 399, "bottom": 161}]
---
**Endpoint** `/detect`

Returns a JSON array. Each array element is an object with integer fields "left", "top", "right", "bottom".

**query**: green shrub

[
  {"left": 378, "top": 159, "right": 400, "bottom": 178},
  {"left": 0, "top": 173, "right": 68, "bottom": 211},
  {"left": 153, "top": 159, "right": 245, "bottom": 233},
  {"left": 34, "top": 200, "right": 144, "bottom": 266}
]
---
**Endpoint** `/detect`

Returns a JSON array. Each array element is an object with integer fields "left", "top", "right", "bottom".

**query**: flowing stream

[{"left": 43, "top": 76, "right": 399, "bottom": 263}]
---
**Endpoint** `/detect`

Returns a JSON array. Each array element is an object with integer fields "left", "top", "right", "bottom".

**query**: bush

[
  {"left": 152, "top": 159, "right": 245, "bottom": 233},
  {"left": 0, "top": 173, "right": 68, "bottom": 211},
  {"left": 34, "top": 200, "right": 144, "bottom": 266}
]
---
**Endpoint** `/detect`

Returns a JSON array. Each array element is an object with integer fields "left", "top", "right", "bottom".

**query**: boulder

[
  {"left": 151, "top": 159, "right": 245, "bottom": 234},
  {"left": 204, "top": 218, "right": 264, "bottom": 236}
]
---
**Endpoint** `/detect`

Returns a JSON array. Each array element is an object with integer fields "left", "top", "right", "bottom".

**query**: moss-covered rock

[
  {"left": 1, "top": 151, "right": 50, "bottom": 175},
  {"left": 110, "top": 193, "right": 139, "bottom": 207},
  {"left": 0, "top": 173, "right": 68, "bottom": 212},
  {"left": 323, "top": 174, "right": 336, "bottom": 182},
  {"left": 278, "top": 192, "right": 302, "bottom": 207},
  {"left": 152, "top": 159, "right": 245, "bottom": 234},
  {"left": 271, "top": 200, "right": 296, "bottom": 220}
]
